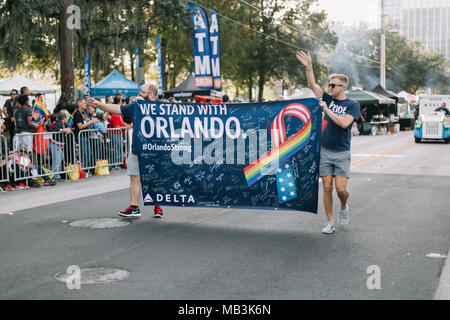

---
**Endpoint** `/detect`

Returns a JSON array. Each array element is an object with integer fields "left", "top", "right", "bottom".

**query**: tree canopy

[{"left": 0, "top": 0, "right": 447, "bottom": 100}]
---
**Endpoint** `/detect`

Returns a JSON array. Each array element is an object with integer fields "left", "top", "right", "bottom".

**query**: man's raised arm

[
  {"left": 87, "top": 98, "right": 122, "bottom": 115},
  {"left": 296, "top": 51, "right": 323, "bottom": 99}
]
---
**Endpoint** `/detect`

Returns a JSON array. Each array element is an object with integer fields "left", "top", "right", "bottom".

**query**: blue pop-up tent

[{"left": 89, "top": 70, "right": 138, "bottom": 98}]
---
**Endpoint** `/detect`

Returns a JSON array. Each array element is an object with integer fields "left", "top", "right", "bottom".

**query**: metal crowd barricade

[
  {"left": 0, "top": 134, "right": 9, "bottom": 184},
  {"left": 12, "top": 131, "right": 77, "bottom": 183},
  {"left": 77, "top": 128, "right": 123, "bottom": 172},
  {"left": 124, "top": 128, "right": 132, "bottom": 160}
]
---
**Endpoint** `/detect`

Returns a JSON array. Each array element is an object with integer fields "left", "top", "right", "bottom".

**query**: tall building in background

[{"left": 385, "top": 0, "right": 450, "bottom": 59}]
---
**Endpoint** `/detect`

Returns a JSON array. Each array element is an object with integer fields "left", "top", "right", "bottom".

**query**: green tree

[{"left": 199, "top": 0, "right": 337, "bottom": 101}]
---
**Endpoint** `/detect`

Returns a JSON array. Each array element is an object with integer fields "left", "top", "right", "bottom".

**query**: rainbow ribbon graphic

[{"left": 243, "top": 103, "right": 312, "bottom": 205}]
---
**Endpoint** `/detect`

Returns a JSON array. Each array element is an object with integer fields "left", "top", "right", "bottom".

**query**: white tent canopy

[{"left": 0, "top": 75, "right": 56, "bottom": 95}]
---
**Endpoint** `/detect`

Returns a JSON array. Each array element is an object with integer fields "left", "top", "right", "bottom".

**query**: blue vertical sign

[
  {"left": 135, "top": 46, "right": 140, "bottom": 68},
  {"left": 189, "top": 3, "right": 213, "bottom": 90},
  {"left": 157, "top": 36, "right": 164, "bottom": 95},
  {"left": 83, "top": 53, "right": 91, "bottom": 94},
  {"left": 209, "top": 9, "right": 221, "bottom": 91}
]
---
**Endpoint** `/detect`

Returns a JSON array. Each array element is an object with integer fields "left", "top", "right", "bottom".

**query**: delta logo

[{"left": 144, "top": 194, "right": 195, "bottom": 204}]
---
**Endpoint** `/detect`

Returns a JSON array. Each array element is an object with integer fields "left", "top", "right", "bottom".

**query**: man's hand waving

[
  {"left": 296, "top": 50, "right": 323, "bottom": 98},
  {"left": 296, "top": 51, "right": 313, "bottom": 69}
]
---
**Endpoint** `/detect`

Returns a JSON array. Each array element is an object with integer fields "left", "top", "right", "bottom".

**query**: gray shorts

[
  {"left": 126, "top": 153, "right": 140, "bottom": 176},
  {"left": 319, "top": 147, "right": 351, "bottom": 178}
]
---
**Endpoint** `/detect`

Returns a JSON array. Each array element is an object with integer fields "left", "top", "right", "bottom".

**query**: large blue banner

[
  {"left": 134, "top": 99, "right": 321, "bottom": 214},
  {"left": 189, "top": 3, "right": 213, "bottom": 90},
  {"left": 209, "top": 9, "right": 221, "bottom": 91}
]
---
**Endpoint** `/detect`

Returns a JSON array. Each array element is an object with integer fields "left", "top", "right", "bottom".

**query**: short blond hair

[{"left": 329, "top": 74, "right": 349, "bottom": 87}]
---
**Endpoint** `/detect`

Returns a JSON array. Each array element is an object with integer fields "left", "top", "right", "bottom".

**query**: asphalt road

[{"left": 1, "top": 131, "right": 449, "bottom": 300}]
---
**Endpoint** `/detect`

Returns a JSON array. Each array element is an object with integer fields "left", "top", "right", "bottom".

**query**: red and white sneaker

[
  {"left": 154, "top": 206, "right": 163, "bottom": 218},
  {"left": 118, "top": 205, "right": 141, "bottom": 219},
  {"left": 5, "top": 184, "right": 15, "bottom": 191},
  {"left": 18, "top": 182, "right": 30, "bottom": 190}
]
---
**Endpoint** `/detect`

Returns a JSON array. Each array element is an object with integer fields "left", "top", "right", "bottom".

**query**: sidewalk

[
  {"left": 435, "top": 247, "right": 450, "bottom": 300},
  {"left": 0, "top": 170, "right": 129, "bottom": 214}
]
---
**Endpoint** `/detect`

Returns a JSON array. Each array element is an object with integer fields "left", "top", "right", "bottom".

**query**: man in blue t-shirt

[
  {"left": 87, "top": 84, "right": 163, "bottom": 219},
  {"left": 297, "top": 51, "right": 361, "bottom": 235}
]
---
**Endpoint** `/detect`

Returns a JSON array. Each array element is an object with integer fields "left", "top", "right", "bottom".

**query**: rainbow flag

[
  {"left": 243, "top": 121, "right": 312, "bottom": 187},
  {"left": 33, "top": 99, "right": 50, "bottom": 121},
  {"left": 32, "top": 112, "right": 40, "bottom": 122},
  {"left": 65, "top": 114, "right": 74, "bottom": 128}
]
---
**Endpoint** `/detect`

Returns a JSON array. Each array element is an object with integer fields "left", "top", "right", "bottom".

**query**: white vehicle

[{"left": 414, "top": 112, "right": 450, "bottom": 144}]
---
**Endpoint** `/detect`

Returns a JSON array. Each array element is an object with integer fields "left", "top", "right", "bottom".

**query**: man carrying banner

[
  {"left": 296, "top": 51, "right": 360, "bottom": 234},
  {"left": 87, "top": 84, "right": 163, "bottom": 219}
]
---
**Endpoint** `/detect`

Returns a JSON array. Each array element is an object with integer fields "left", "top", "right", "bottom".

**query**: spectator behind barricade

[
  {"left": 0, "top": 153, "right": 16, "bottom": 191},
  {"left": 12, "top": 94, "right": 38, "bottom": 153},
  {"left": 86, "top": 104, "right": 106, "bottom": 136},
  {"left": 20, "top": 87, "right": 32, "bottom": 108},
  {"left": 73, "top": 98, "right": 98, "bottom": 173},
  {"left": 109, "top": 107, "right": 130, "bottom": 167},
  {"left": 222, "top": 94, "right": 230, "bottom": 103},
  {"left": 115, "top": 93, "right": 123, "bottom": 102},
  {"left": 102, "top": 96, "right": 114, "bottom": 127},
  {"left": 32, "top": 93, "right": 43, "bottom": 106},
  {"left": 9, "top": 144, "right": 41, "bottom": 189},
  {"left": 48, "top": 112, "right": 71, "bottom": 180},
  {"left": 124, "top": 96, "right": 133, "bottom": 105},
  {"left": 2, "top": 89, "right": 19, "bottom": 146}
]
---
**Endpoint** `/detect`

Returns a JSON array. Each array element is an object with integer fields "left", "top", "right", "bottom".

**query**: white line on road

[{"left": 426, "top": 253, "right": 448, "bottom": 259}]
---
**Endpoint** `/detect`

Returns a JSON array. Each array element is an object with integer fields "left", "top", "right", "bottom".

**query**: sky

[{"left": 314, "top": 0, "right": 381, "bottom": 28}]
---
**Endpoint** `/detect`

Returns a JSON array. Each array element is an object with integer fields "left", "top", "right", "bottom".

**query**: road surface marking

[
  {"left": 351, "top": 140, "right": 415, "bottom": 169},
  {"left": 351, "top": 140, "right": 413, "bottom": 166},
  {"left": 426, "top": 253, "right": 447, "bottom": 259},
  {"left": 352, "top": 154, "right": 404, "bottom": 158}
]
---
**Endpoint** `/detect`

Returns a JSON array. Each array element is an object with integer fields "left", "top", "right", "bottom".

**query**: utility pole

[{"left": 380, "top": 0, "right": 386, "bottom": 88}]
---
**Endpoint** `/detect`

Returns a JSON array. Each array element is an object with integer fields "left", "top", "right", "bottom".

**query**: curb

[
  {"left": 0, "top": 171, "right": 129, "bottom": 213},
  {"left": 434, "top": 247, "right": 450, "bottom": 300}
]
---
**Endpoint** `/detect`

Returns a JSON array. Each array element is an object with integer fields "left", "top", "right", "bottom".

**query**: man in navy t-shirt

[
  {"left": 435, "top": 103, "right": 449, "bottom": 116},
  {"left": 296, "top": 51, "right": 360, "bottom": 235},
  {"left": 87, "top": 84, "right": 163, "bottom": 219}
]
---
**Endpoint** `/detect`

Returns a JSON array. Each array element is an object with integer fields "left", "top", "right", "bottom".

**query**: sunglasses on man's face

[{"left": 329, "top": 83, "right": 344, "bottom": 89}]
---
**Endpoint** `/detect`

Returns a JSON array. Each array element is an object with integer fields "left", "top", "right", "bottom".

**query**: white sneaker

[
  {"left": 339, "top": 205, "right": 349, "bottom": 227},
  {"left": 321, "top": 221, "right": 336, "bottom": 234}
]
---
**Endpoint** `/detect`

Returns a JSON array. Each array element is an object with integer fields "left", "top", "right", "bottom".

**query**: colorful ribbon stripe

[{"left": 244, "top": 104, "right": 312, "bottom": 193}]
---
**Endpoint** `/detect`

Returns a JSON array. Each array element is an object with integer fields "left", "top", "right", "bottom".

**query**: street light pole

[{"left": 380, "top": 0, "right": 386, "bottom": 88}]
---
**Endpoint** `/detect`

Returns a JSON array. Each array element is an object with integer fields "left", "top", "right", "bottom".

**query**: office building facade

[{"left": 385, "top": 0, "right": 449, "bottom": 59}]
